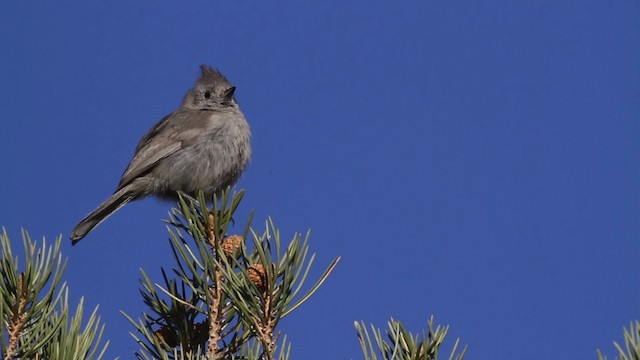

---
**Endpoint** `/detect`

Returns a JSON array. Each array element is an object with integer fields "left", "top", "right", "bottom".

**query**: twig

[
  {"left": 5, "top": 273, "right": 27, "bottom": 360},
  {"left": 207, "top": 213, "right": 223, "bottom": 359},
  {"left": 255, "top": 289, "right": 276, "bottom": 360}
]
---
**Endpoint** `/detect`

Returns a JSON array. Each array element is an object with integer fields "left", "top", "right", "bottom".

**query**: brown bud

[
  {"left": 221, "top": 235, "right": 243, "bottom": 258},
  {"left": 155, "top": 325, "right": 178, "bottom": 348},
  {"left": 247, "top": 263, "right": 266, "bottom": 289}
]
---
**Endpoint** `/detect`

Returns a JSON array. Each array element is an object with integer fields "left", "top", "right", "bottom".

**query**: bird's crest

[{"left": 198, "top": 65, "right": 231, "bottom": 87}]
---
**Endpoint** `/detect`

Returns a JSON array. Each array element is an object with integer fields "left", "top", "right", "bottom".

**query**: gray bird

[{"left": 71, "top": 65, "right": 251, "bottom": 244}]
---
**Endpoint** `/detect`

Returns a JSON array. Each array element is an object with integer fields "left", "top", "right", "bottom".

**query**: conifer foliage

[
  {"left": 5, "top": 189, "right": 637, "bottom": 359},
  {"left": 123, "top": 190, "right": 340, "bottom": 359},
  {"left": 0, "top": 230, "right": 108, "bottom": 359}
]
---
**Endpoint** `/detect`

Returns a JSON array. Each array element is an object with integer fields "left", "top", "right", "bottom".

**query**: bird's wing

[
  {"left": 116, "top": 111, "right": 211, "bottom": 190},
  {"left": 117, "top": 139, "right": 182, "bottom": 190}
]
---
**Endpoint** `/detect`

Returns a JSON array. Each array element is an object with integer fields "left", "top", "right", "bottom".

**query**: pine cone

[
  {"left": 247, "top": 263, "right": 266, "bottom": 289},
  {"left": 221, "top": 235, "right": 243, "bottom": 258}
]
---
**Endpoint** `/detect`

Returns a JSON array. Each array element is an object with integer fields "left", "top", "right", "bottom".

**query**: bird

[{"left": 70, "top": 65, "right": 251, "bottom": 244}]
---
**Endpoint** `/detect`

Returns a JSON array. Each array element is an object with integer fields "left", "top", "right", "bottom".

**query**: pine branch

[
  {"left": 125, "top": 188, "right": 339, "bottom": 359},
  {"left": 5, "top": 273, "right": 27, "bottom": 360},
  {"left": 0, "top": 229, "right": 108, "bottom": 359},
  {"left": 206, "top": 212, "right": 224, "bottom": 358},
  {"left": 598, "top": 321, "right": 640, "bottom": 360},
  {"left": 355, "top": 316, "right": 467, "bottom": 360}
]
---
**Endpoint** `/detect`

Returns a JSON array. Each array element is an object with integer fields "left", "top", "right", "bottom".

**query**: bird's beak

[{"left": 224, "top": 87, "right": 236, "bottom": 99}]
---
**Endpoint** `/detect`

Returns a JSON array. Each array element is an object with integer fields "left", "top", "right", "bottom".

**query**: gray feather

[{"left": 71, "top": 65, "right": 251, "bottom": 243}]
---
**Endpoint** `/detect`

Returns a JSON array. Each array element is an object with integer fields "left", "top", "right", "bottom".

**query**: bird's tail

[{"left": 71, "top": 185, "right": 136, "bottom": 244}]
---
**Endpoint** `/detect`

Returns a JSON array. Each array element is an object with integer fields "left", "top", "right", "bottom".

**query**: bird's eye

[{"left": 204, "top": 91, "right": 212, "bottom": 99}]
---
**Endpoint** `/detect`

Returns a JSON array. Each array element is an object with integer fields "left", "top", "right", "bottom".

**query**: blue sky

[{"left": 1, "top": 1, "right": 638, "bottom": 359}]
